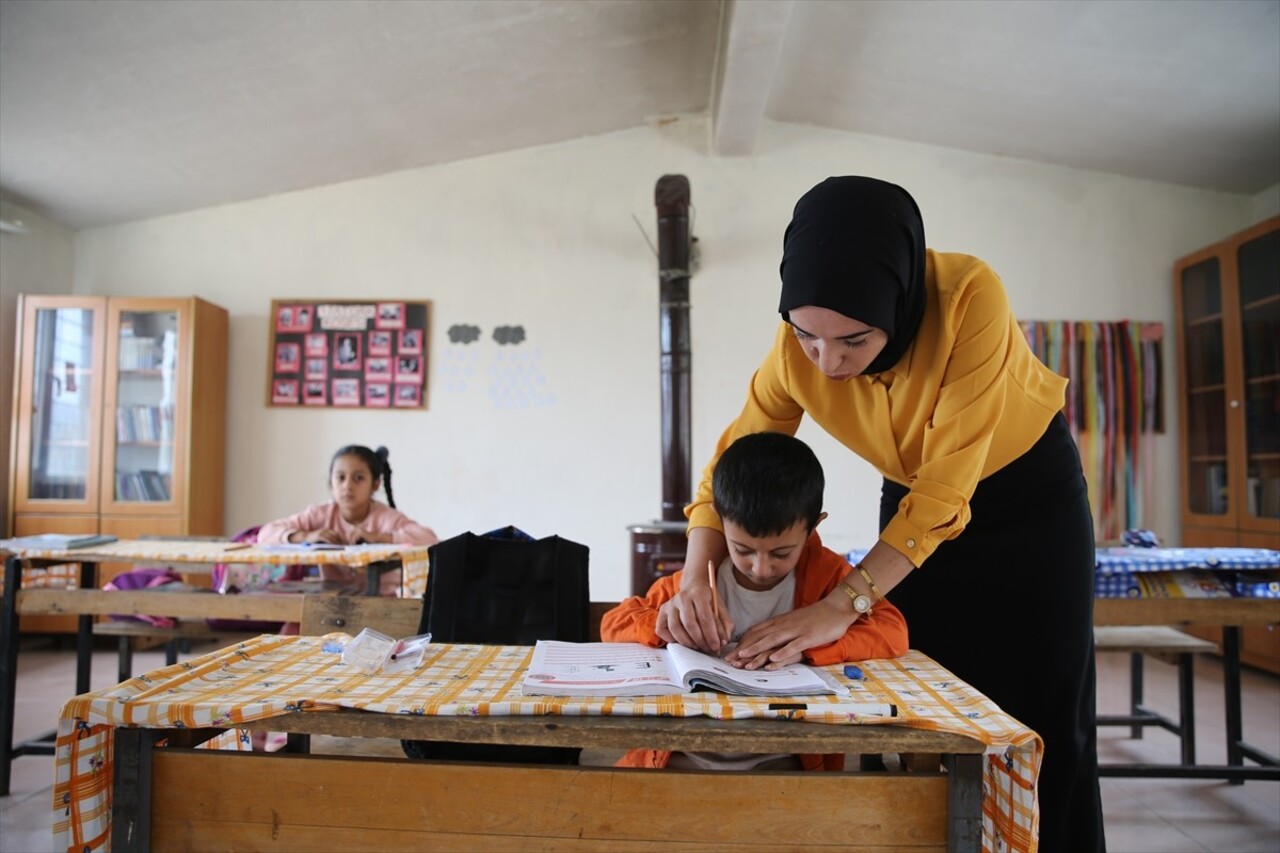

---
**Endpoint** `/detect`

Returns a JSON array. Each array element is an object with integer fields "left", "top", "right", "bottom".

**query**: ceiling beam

[{"left": 710, "top": 0, "right": 795, "bottom": 157}]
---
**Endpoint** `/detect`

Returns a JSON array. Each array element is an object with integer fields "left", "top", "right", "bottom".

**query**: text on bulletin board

[{"left": 266, "top": 300, "right": 430, "bottom": 409}]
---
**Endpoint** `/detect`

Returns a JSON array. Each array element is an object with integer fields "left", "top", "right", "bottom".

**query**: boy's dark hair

[
  {"left": 712, "top": 432, "right": 824, "bottom": 536},
  {"left": 330, "top": 444, "right": 397, "bottom": 508}
]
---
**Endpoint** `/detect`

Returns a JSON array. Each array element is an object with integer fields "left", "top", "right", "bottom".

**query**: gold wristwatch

[{"left": 836, "top": 580, "right": 873, "bottom": 616}]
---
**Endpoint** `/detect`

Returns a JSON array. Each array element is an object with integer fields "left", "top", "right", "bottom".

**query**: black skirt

[{"left": 880, "top": 412, "right": 1105, "bottom": 852}]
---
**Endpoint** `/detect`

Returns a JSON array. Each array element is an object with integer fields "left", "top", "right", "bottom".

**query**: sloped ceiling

[{"left": 1, "top": 0, "right": 1277, "bottom": 230}]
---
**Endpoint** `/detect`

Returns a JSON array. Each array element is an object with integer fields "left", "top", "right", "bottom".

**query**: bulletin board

[{"left": 266, "top": 299, "right": 430, "bottom": 409}]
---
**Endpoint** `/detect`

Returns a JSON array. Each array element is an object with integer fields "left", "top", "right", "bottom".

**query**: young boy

[{"left": 601, "top": 431, "right": 908, "bottom": 771}]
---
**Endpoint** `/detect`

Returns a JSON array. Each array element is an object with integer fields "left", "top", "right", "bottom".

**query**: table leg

[
  {"left": 75, "top": 561, "right": 96, "bottom": 695},
  {"left": 1223, "top": 625, "right": 1244, "bottom": 784},
  {"left": 944, "top": 752, "right": 983, "bottom": 852},
  {"left": 117, "top": 637, "right": 132, "bottom": 684},
  {"left": 0, "top": 555, "right": 21, "bottom": 796},
  {"left": 366, "top": 560, "right": 399, "bottom": 596},
  {"left": 112, "top": 727, "right": 162, "bottom": 851},
  {"left": 1129, "top": 651, "right": 1145, "bottom": 739},
  {"left": 1177, "top": 651, "right": 1196, "bottom": 766}
]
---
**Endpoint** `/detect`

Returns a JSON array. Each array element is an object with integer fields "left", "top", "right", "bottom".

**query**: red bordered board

[{"left": 266, "top": 300, "right": 429, "bottom": 409}]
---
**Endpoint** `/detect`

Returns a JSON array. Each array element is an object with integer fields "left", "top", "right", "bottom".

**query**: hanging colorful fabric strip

[{"left": 1019, "top": 320, "right": 1164, "bottom": 540}]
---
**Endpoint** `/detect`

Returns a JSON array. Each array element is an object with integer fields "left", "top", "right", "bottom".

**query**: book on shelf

[
  {"left": 1136, "top": 571, "right": 1233, "bottom": 599},
  {"left": 1, "top": 534, "right": 118, "bottom": 550},
  {"left": 521, "top": 640, "right": 849, "bottom": 698},
  {"left": 139, "top": 470, "right": 170, "bottom": 501},
  {"left": 114, "top": 470, "right": 170, "bottom": 502},
  {"left": 1260, "top": 477, "right": 1280, "bottom": 519},
  {"left": 1205, "top": 463, "right": 1228, "bottom": 515}
]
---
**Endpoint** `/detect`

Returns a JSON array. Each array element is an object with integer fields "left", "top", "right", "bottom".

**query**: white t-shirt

[
  {"left": 671, "top": 557, "right": 799, "bottom": 772},
  {"left": 718, "top": 556, "right": 796, "bottom": 645}
]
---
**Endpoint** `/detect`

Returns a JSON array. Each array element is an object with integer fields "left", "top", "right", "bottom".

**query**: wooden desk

[
  {"left": 1094, "top": 596, "right": 1280, "bottom": 781},
  {"left": 0, "top": 539, "right": 427, "bottom": 796},
  {"left": 115, "top": 713, "right": 989, "bottom": 851},
  {"left": 54, "top": 637, "right": 1041, "bottom": 852}
]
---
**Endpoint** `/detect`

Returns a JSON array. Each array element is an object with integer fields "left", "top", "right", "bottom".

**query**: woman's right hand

[{"left": 654, "top": 527, "right": 730, "bottom": 653}]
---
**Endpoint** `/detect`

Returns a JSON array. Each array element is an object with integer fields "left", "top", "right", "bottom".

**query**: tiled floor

[{"left": 1, "top": 636, "right": 1278, "bottom": 852}]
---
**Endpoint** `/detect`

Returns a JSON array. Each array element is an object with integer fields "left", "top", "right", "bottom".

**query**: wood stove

[{"left": 629, "top": 175, "right": 693, "bottom": 595}]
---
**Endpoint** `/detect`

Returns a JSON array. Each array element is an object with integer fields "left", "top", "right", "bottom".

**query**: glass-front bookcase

[
  {"left": 101, "top": 304, "right": 184, "bottom": 513},
  {"left": 9, "top": 295, "right": 228, "bottom": 631},
  {"left": 1236, "top": 227, "right": 1280, "bottom": 528},
  {"left": 1175, "top": 216, "right": 1280, "bottom": 546},
  {"left": 12, "top": 297, "right": 106, "bottom": 515},
  {"left": 1178, "top": 256, "right": 1229, "bottom": 518}
]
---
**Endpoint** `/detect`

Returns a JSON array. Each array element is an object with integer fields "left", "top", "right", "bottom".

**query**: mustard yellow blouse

[{"left": 686, "top": 251, "right": 1068, "bottom": 566}]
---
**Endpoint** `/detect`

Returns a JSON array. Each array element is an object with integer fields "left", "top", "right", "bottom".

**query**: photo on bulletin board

[
  {"left": 304, "top": 380, "right": 327, "bottom": 406},
  {"left": 394, "top": 383, "right": 421, "bottom": 407},
  {"left": 368, "top": 330, "right": 393, "bottom": 356},
  {"left": 266, "top": 299, "right": 430, "bottom": 409},
  {"left": 332, "top": 378, "right": 361, "bottom": 407},
  {"left": 272, "top": 379, "right": 299, "bottom": 405},
  {"left": 275, "top": 342, "right": 301, "bottom": 373},
  {"left": 304, "top": 333, "right": 328, "bottom": 356}
]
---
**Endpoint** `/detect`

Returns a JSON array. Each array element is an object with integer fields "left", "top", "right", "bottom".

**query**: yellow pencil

[{"left": 708, "top": 559, "right": 720, "bottom": 629}]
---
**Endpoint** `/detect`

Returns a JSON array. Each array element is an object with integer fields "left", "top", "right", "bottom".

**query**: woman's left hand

[
  {"left": 353, "top": 529, "right": 393, "bottom": 545},
  {"left": 725, "top": 595, "right": 856, "bottom": 670}
]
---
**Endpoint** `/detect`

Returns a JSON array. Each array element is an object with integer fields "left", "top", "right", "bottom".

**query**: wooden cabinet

[
  {"left": 7, "top": 295, "right": 228, "bottom": 631},
  {"left": 1174, "top": 217, "right": 1280, "bottom": 673}
]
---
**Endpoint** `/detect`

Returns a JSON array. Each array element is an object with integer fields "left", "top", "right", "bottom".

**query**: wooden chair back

[{"left": 300, "top": 595, "right": 619, "bottom": 642}]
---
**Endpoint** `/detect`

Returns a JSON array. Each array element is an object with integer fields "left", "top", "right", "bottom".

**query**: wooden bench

[
  {"left": 1094, "top": 625, "right": 1219, "bottom": 766},
  {"left": 92, "top": 620, "right": 260, "bottom": 683},
  {"left": 299, "top": 595, "right": 618, "bottom": 642}
]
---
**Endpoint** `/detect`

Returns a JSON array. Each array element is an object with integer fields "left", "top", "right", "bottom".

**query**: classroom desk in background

[
  {"left": 0, "top": 539, "right": 429, "bottom": 796},
  {"left": 1094, "top": 596, "right": 1280, "bottom": 782},
  {"left": 1092, "top": 545, "right": 1279, "bottom": 782},
  {"left": 55, "top": 636, "right": 1042, "bottom": 853}
]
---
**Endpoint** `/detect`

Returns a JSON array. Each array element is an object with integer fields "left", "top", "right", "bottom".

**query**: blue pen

[{"left": 843, "top": 664, "right": 864, "bottom": 680}]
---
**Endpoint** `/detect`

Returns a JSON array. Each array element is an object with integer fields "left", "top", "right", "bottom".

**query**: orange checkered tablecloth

[
  {"left": 53, "top": 637, "right": 1041, "bottom": 852},
  {"left": 1, "top": 538, "right": 431, "bottom": 568},
  {"left": 2, "top": 538, "right": 431, "bottom": 597}
]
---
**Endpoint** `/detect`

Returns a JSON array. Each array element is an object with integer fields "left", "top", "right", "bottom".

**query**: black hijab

[{"left": 778, "top": 176, "right": 927, "bottom": 375}]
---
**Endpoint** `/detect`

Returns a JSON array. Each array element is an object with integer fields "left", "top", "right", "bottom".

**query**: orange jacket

[{"left": 601, "top": 531, "right": 909, "bottom": 772}]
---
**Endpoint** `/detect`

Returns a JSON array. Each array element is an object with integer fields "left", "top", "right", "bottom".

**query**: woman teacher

[{"left": 657, "top": 177, "right": 1104, "bottom": 851}]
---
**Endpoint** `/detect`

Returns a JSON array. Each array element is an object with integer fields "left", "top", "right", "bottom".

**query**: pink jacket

[{"left": 257, "top": 500, "right": 438, "bottom": 547}]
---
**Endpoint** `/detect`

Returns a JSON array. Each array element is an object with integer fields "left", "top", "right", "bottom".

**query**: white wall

[
  {"left": 1252, "top": 182, "right": 1280, "bottom": 221},
  {"left": 71, "top": 120, "right": 1258, "bottom": 600},
  {"left": 0, "top": 199, "right": 76, "bottom": 537}
]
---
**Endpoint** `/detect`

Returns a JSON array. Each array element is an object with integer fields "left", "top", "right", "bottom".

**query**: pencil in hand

[{"left": 708, "top": 559, "right": 720, "bottom": 641}]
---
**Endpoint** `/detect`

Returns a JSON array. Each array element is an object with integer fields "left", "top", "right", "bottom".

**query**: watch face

[{"left": 854, "top": 594, "right": 872, "bottom": 614}]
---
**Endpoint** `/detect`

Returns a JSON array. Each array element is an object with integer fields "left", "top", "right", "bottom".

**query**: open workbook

[{"left": 521, "top": 640, "right": 847, "bottom": 698}]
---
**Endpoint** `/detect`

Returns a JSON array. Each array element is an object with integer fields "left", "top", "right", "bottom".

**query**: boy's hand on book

[{"left": 727, "top": 597, "right": 856, "bottom": 671}]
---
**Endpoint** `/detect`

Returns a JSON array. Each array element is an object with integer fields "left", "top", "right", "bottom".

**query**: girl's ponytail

[{"left": 375, "top": 445, "right": 396, "bottom": 508}]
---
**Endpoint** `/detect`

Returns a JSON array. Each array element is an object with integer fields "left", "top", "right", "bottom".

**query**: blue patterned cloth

[
  {"left": 1234, "top": 573, "right": 1280, "bottom": 599},
  {"left": 1095, "top": 547, "right": 1280, "bottom": 573},
  {"left": 845, "top": 547, "right": 1280, "bottom": 600},
  {"left": 1094, "top": 572, "right": 1143, "bottom": 598}
]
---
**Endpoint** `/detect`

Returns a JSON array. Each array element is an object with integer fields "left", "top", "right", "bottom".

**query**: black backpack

[{"left": 401, "top": 526, "right": 589, "bottom": 764}]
